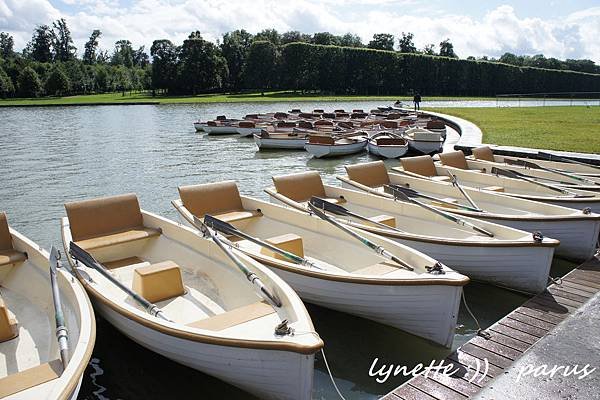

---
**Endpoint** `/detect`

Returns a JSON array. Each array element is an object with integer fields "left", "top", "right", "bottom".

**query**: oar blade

[
  {"left": 383, "top": 185, "right": 411, "bottom": 201},
  {"left": 49, "top": 245, "right": 59, "bottom": 272},
  {"left": 309, "top": 196, "right": 348, "bottom": 215},
  {"left": 204, "top": 214, "right": 235, "bottom": 235}
]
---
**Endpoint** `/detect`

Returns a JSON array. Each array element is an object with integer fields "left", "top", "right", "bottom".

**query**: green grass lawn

[
  {"left": 428, "top": 106, "right": 600, "bottom": 154},
  {"left": 0, "top": 91, "right": 492, "bottom": 106}
]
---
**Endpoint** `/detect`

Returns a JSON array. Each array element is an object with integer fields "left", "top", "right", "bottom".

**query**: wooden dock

[{"left": 381, "top": 254, "right": 600, "bottom": 400}]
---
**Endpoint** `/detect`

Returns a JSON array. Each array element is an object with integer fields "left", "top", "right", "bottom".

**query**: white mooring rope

[{"left": 321, "top": 348, "right": 348, "bottom": 400}]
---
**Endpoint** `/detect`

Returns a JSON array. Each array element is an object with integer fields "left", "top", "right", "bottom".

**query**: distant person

[{"left": 413, "top": 93, "right": 422, "bottom": 111}]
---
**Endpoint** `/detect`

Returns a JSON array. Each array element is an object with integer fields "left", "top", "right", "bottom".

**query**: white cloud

[{"left": 0, "top": 1, "right": 598, "bottom": 63}]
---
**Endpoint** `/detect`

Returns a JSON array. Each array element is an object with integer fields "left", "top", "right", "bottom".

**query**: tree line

[{"left": 1, "top": 22, "right": 599, "bottom": 99}]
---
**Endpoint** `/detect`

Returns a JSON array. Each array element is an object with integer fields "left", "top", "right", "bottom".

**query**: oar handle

[{"left": 49, "top": 248, "right": 70, "bottom": 370}]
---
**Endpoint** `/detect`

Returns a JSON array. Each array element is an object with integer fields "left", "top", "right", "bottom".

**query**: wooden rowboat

[
  {"left": 367, "top": 132, "right": 409, "bottom": 159},
  {"left": 403, "top": 127, "right": 444, "bottom": 154},
  {"left": 61, "top": 194, "right": 322, "bottom": 400},
  {"left": 173, "top": 181, "right": 468, "bottom": 348},
  {"left": 304, "top": 134, "right": 368, "bottom": 158},
  {"left": 393, "top": 154, "right": 600, "bottom": 213},
  {"left": 338, "top": 161, "right": 600, "bottom": 261},
  {"left": 470, "top": 146, "right": 600, "bottom": 177},
  {"left": 254, "top": 130, "right": 309, "bottom": 150},
  {"left": 0, "top": 212, "right": 95, "bottom": 400},
  {"left": 266, "top": 171, "right": 559, "bottom": 294}
]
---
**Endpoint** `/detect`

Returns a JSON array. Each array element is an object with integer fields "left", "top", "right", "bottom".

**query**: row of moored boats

[
  {"left": 2, "top": 146, "right": 600, "bottom": 399},
  {"left": 193, "top": 107, "right": 447, "bottom": 158}
]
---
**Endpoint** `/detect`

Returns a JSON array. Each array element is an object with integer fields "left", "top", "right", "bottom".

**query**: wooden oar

[
  {"left": 307, "top": 198, "right": 414, "bottom": 271},
  {"left": 490, "top": 167, "right": 589, "bottom": 197},
  {"left": 203, "top": 215, "right": 323, "bottom": 270},
  {"left": 49, "top": 246, "right": 69, "bottom": 370},
  {"left": 384, "top": 185, "right": 495, "bottom": 237},
  {"left": 445, "top": 171, "right": 483, "bottom": 211},
  {"left": 538, "top": 152, "right": 600, "bottom": 171},
  {"left": 193, "top": 216, "right": 282, "bottom": 308},
  {"left": 505, "top": 158, "right": 600, "bottom": 186},
  {"left": 387, "top": 185, "right": 482, "bottom": 212},
  {"left": 310, "top": 197, "right": 407, "bottom": 233},
  {"left": 69, "top": 242, "right": 172, "bottom": 322}
]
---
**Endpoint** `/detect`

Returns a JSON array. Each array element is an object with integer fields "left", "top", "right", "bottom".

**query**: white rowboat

[
  {"left": 174, "top": 181, "right": 468, "bottom": 348},
  {"left": 367, "top": 133, "right": 409, "bottom": 159},
  {"left": 339, "top": 161, "right": 600, "bottom": 261},
  {"left": 404, "top": 127, "right": 444, "bottom": 154},
  {"left": 267, "top": 171, "right": 558, "bottom": 294},
  {"left": 0, "top": 212, "right": 95, "bottom": 400},
  {"left": 305, "top": 135, "right": 368, "bottom": 158},
  {"left": 61, "top": 194, "right": 322, "bottom": 400}
]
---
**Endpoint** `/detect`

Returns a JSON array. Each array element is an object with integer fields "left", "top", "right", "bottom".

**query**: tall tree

[
  {"left": 220, "top": 29, "right": 253, "bottom": 90},
  {"left": 397, "top": 32, "right": 417, "bottom": 53},
  {"left": 83, "top": 30, "right": 102, "bottom": 64},
  {"left": 0, "top": 32, "right": 14, "bottom": 59},
  {"left": 254, "top": 29, "right": 281, "bottom": 45},
  {"left": 422, "top": 43, "right": 436, "bottom": 55},
  {"left": 178, "top": 31, "right": 227, "bottom": 94},
  {"left": 52, "top": 18, "right": 77, "bottom": 61},
  {"left": 0, "top": 65, "right": 15, "bottom": 98},
  {"left": 312, "top": 32, "right": 339, "bottom": 46},
  {"left": 17, "top": 66, "right": 43, "bottom": 97},
  {"left": 439, "top": 39, "right": 457, "bottom": 58},
  {"left": 150, "top": 39, "right": 179, "bottom": 91},
  {"left": 244, "top": 40, "right": 277, "bottom": 93},
  {"left": 281, "top": 31, "right": 310, "bottom": 44},
  {"left": 133, "top": 46, "right": 149, "bottom": 67},
  {"left": 27, "top": 25, "right": 54, "bottom": 62},
  {"left": 111, "top": 40, "right": 134, "bottom": 67},
  {"left": 339, "top": 33, "right": 363, "bottom": 47},
  {"left": 45, "top": 66, "right": 70, "bottom": 95},
  {"left": 368, "top": 33, "right": 394, "bottom": 51}
]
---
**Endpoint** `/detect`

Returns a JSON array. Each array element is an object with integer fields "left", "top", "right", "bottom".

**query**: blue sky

[{"left": 1, "top": 0, "right": 599, "bottom": 63}]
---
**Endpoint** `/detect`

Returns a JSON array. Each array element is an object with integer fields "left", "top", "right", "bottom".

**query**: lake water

[{"left": 0, "top": 102, "right": 576, "bottom": 399}]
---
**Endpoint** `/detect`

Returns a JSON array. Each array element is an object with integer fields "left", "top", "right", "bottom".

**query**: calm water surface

[{"left": 0, "top": 102, "right": 575, "bottom": 399}]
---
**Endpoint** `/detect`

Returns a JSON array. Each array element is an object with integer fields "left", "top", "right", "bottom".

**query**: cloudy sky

[{"left": 1, "top": 0, "right": 599, "bottom": 63}]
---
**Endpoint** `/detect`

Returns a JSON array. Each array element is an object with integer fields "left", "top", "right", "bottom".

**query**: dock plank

[{"left": 382, "top": 255, "right": 600, "bottom": 399}]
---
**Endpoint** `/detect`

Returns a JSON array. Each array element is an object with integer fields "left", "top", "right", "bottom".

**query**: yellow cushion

[
  {"left": 0, "top": 359, "right": 63, "bottom": 398},
  {"left": 0, "top": 212, "right": 13, "bottom": 251},
  {"left": 187, "top": 302, "right": 275, "bottom": 331},
  {"left": 65, "top": 194, "right": 144, "bottom": 242},
  {"left": 132, "top": 261, "right": 185, "bottom": 303},
  {"left": 484, "top": 186, "right": 505, "bottom": 192},
  {"left": 272, "top": 171, "right": 327, "bottom": 202},
  {"left": 345, "top": 161, "right": 390, "bottom": 188},
  {"left": 401, "top": 156, "right": 437, "bottom": 177},
  {"left": 0, "top": 296, "right": 18, "bottom": 343},
  {"left": 472, "top": 146, "right": 495, "bottom": 162},
  {"left": 179, "top": 181, "right": 245, "bottom": 219},
  {"left": 74, "top": 227, "right": 160, "bottom": 251},
  {"left": 260, "top": 234, "right": 304, "bottom": 261},
  {"left": 368, "top": 215, "right": 396, "bottom": 228},
  {"left": 0, "top": 250, "right": 27, "bottom": 268},
  {"left": 439, "top": 150, "right": 469, "bottom": 169}
]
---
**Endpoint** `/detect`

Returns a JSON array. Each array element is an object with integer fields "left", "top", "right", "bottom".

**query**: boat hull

[
  {"left": 254, "top": 135, "right": 307, "bottom": 150},
  {"left": 94, "top": 301, "right": 314, "bottom": 400},
  {"left": 305, "top": 140, "right": 367, "bottom": 158},
  {"left": 407, "top": 139, "right": 444, "bottom": 154},
  {"left": 206, "top": 126, "right": 239, "bottom": 135},
  {"left": 237, "top": 127, "right": 262, "bottom": 137},
  {"left": 265, "top": 269, "right": 461, "bottom": 348},
  {"left": 193, "top": 122, "right": 207, "bottom": 132},
  {"left": 367, "top": 142, "right": 409, "bottom": 158}
]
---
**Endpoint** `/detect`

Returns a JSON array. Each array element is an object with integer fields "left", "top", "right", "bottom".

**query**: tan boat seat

[
  {"left": 483, "top": 186, "right": 505, "bottom": 192},
  {"left": 0, "top": 359, "right": 63, "bottom": 398},
  {"left": 132, "top": 260, "right": 185, "bottom": 303},
  {"left": 260, "top": 234, "right": 304, "bottom": 261},
  {"left": 439, "top": 150, "right": 469, "bottom": 169},
  {"left": 345, "top": 161, "right": 391, "bottom": 188},
  {"left": 308, "top": 135, "right": 334, "bottom": 145},
  {"left": 272, "top": 171, "right": 327, "bottom": 202},
  {"left": 65, "top": 194, "right": 161, "bottom": 251},
  {"left": 178, "top": 181, "right": 262, "bottom": 224},
  {"left": 472, "top": 146, "right": 495, "bottom": 162},
  {"left": 353, "top": 261, "right": 400, "bottom": 276},
  {"left": 0, "top": 212, "right": 27, "bottom": 267},
  {"left": 400, "top": 156, "right": 438, "bottom": 177},
  {"left": 426, "top": 120, "right": 446, "bottom": 130},
  {"left": 368, "top": 215, "right": 396, "bottom": 228},
  {"left": 0, "top": 295, "right": 18, "bottom": 342},
  {"left": 187, "top": 301, "right": 276, "bottom": 331}
]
